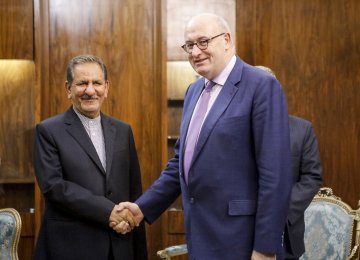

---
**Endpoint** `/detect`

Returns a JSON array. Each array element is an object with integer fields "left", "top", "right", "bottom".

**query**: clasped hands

[{"left": 109, "top": 202, "right": 143, "bottom": 234}]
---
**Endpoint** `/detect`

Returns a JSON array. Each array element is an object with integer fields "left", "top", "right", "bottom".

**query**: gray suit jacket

[
  {"left": 34, "top": 107, "right": 147, "bottom": 260},
  {"left": 284, "top": 115, "right": 323, "bottom": 258}
]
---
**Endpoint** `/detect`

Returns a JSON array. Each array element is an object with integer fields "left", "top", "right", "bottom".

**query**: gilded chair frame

[
  {"left": 0, "top": 208, "right": 22, "bottom": 260},
  {"left": 351, "top": 200, "right": 360, "bottom": 260}
]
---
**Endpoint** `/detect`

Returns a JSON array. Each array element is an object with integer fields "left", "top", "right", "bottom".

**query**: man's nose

[
  {"left": 85, "top": 83, "right": 95, "bottom": 94},
  {"left": 191, "top": 44, "right": 202, "bottom": 56}
]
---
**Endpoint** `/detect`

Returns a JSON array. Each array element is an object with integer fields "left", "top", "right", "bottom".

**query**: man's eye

[
  {"left": 198, "top": 40, "right": 208, "bottom": 46},
  {"left": 186, "top": 43, "right": 194, "bottom": 48}
]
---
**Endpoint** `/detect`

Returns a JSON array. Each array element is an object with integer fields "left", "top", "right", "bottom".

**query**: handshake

[{"left": 108, "top": 202, "right": 144, "bottom": 234}]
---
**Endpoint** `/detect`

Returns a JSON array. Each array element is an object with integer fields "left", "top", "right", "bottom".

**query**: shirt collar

[
  {"left": 73, "top": 106, "right": 101, "bottom": 126},
  {"left": 205, "top": 55, "right": 236, "bottom": 86}
]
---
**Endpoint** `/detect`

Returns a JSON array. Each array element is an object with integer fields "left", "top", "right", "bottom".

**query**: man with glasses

[{"left": 113, "top": 13, "right": 292, "bottom": 260}]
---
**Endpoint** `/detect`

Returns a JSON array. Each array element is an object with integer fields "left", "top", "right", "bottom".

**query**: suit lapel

[
  {"left": 190, "top": 57, "right": 244, "bottom": 168},
  {"left": 101, "top": 114, "right": 116, "bottom": 175},
  {"left": 64, "top": 108, "right": 106, "bottom": 175}
]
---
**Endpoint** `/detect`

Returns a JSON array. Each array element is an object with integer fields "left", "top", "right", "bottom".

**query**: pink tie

[{"left": 183, "top": 81, "right": 215, "bottom": 184}]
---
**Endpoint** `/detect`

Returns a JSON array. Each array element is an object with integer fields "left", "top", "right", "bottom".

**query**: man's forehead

[
  {"left": 74, "top": 62, "right": 100, "bottom": 69},
  {"left": 185, "top": 24, "right": 214, "bottom": 40}
]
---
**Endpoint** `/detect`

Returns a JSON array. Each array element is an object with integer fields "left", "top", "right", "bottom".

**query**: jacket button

[{"left": 190, "top": 197, "right": 195, "bottom": 204}]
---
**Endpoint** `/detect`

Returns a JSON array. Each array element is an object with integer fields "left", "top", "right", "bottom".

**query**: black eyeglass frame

[{"left": 181, "top": 33, "right": 226, "bottom": 54}]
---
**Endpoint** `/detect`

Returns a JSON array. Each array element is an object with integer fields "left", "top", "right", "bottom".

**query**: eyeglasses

[{"left": 181, "top": 33, "right": 225, "bottom": 54}]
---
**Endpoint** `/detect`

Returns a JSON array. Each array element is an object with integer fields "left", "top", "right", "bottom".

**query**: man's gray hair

[{"left": 66, "top": 54, "right": 108, "bottom": 84}]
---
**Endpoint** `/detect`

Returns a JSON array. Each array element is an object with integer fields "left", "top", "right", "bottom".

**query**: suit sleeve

[
  {"left": 34, "top": 123, "right": 115, "bottom": 226},
  {"left": 136, "top": 83, "right": 193, "bottom": 222},
  {"left": 252, "top": 77, "right": 293, "bottom": 253},
  {"left": 136, "top": 138, "right": 182, "bottom": 223},
  {"left": 287, "top": 123, "right": 323, "bottom": 224}
]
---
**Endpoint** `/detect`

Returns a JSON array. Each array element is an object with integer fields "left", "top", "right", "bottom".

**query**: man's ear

[
  {"left": 224, "top": 32, "right": 232, "bottom": 49},
  {"left": 104, "top": 80, "right": 110, "bottom": 98},
  {"left": 65, "top": 81, "right": 72, "bottom": 99}
]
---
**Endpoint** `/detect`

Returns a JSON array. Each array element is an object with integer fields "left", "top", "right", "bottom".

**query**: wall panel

[
  {"left": 0, "top": 61, "right": 35, "bottom": 183},
  {"left": 236, "top": 0, "right": 360, "bottom": 208},
  {"left": 0, "top": 3, "right": 37, "bottom": 259},
  {"left": 0, "top": 0, "right": 33, "bottom": 59},
  {"left": 0, "top": 58, "right": 36, "bottom": 260}
]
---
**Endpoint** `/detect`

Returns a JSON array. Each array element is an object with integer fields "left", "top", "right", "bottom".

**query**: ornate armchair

[
  {"left": 300, "top": 187, "right": 360, "bottom": 260},
  {"left": 0, "top": 208, "right": 22, "bottom": 260}
]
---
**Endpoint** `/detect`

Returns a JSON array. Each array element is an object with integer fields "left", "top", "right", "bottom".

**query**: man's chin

[
  {"left": 81, "top": 106, "right": 100, "bottom": 116},
  {"left": 194, "top": 68, "right": 208, "bottom": 78}
]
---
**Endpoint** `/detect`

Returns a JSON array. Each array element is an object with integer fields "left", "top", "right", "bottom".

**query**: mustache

[{"left": 81, "top": 94, "right": 97, "bottom": 100}]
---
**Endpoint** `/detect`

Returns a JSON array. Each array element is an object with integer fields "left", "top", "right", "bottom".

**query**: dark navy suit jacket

[
  {"left": 137, "top": 57, "right": 293, "bottom": 259},
  {"left": 284, "top": 115, "right": 323, "bottom": 258},
  {"left": 33, "top": 107, "right": 147, "bottom": 260}
]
